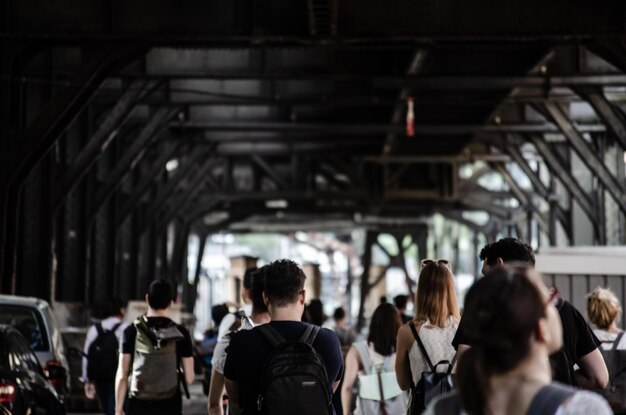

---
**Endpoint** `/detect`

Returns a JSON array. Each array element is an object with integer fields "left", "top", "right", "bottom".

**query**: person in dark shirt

[
  {"left": 393, "top": 294, "right": 412, "bottom": 324},
  {"left": 115, "top": 279, "right": 195, "bottom": 415},
  {"left": 452, "top": 237, "right": 608, "bottom": 389},
  {"left": 224, "top": 259, "right": 343, "bottom": 414}
]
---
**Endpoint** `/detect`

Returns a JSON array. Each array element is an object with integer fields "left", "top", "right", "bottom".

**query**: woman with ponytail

[{"left": 425, "top": 266, "right": 611, "bottom": 415}]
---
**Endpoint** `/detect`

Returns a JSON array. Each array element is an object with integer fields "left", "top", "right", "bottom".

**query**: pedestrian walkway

[{"left": 69, "top": 381, "right": 207, "bottom": 415}]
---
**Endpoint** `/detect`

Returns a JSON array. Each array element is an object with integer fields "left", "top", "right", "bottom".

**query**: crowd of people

[{"left": 79, "top": 237, "right": 626, "bottom": 415}]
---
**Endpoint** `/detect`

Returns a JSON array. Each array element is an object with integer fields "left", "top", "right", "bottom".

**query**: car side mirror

[{"left": 67, "top": 346, "right": 87, "bottom": 360}]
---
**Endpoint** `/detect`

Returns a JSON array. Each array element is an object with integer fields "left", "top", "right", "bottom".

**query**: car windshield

[{"left": 0, "top": 306, "right": 49, "bottom": 351}]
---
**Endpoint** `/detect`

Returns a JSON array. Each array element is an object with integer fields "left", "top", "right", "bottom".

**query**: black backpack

[
  {"left": 87, "top": 322, "right": 122, "bottom": 382},
  {"left": 256, "top": 324, "right": 333, "bottom": 415},
  {"left": 408, "top": 322, "right": 456, "bottom": 414}
]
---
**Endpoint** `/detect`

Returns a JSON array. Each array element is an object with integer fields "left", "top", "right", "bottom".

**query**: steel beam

[
  {"left": 578, "top": 90, "right": 626, "bottom": 149},
  {"left": 139, "top": 150, "right": 214, "bottom": 230},
  {"left": 174, "top": 121, "right": 606, "bottom": 135},
  {"left": 1, "top": 43, "right": 143, "bottom": 291},
  {"left": 540, "top": 102, "right": 626, "bottom": 214},
  {"left": 148, "top": 161, "right": 217, "bottom": 236},
  {"left": 115, "top": 141, "right": 183, "bottom": 229},
  {"left": 52, "top": 79, "right": 159, "bottom": 214},
  {"left": 250, "top": 156, "right": 289, "bottom": 190},
  {"left": 89, "top": 107, "right": 179, "bottom": 218},
  {"left": 506, "top": 145, "right": 570, "bottom": 228},
  {"left": 529, "top": 134, "right": 595, "bottom": 221},
  {"left": 5, "top": 0, "right": 626, "bottom": 43}
]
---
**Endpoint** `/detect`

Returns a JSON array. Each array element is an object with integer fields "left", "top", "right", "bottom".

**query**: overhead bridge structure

[{"left": 0, "top": 0, "right": 625, "bottom": 305}]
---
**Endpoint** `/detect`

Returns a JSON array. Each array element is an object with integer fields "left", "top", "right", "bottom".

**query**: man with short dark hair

[
  {"left": 453, "top": 238, "right": 608, "bottom": 390},
  {"left": 115, "top": 279, "right": 195, "bottom": 415},
  {"left": 224, "top": 259, "right": 343, "bottom": 414}
]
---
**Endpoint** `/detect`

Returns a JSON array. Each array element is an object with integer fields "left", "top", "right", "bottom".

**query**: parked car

[
  {"left": 0, "top": 295, "right": 70, "bottom": 401},
  {"left": 0, "top": 325, "right": 66, "bottom": 414}
]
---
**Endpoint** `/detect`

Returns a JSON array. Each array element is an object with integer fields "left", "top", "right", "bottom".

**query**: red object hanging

[{"left": 406, "top": 96, "right": 415, "bottom": 137}]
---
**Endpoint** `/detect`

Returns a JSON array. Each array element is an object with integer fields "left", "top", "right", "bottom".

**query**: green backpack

[{"left": 129, "top": 316, "right": 184, "bottom": 400}]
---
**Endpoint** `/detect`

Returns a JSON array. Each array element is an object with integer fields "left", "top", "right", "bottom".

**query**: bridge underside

[{"left": 1, "top": 1, "right": 625, "bottom": 303}]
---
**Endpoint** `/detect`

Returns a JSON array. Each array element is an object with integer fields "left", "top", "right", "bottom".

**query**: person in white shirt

[
  {"left": 82, "top": 300, "right": 128, "bottom": 415},
  {"left": 208, "top": 267, "right": 271, "bottom": 415}
]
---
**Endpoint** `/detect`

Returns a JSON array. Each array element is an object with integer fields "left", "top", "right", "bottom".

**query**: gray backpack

[
  {"left": 354, "top": 341, "right": 407, "bottom": 415},
  {"left": 129, "top": 316, "right": 184, "bottom": 400}
]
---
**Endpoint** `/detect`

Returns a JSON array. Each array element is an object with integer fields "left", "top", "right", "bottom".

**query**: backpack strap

[
  {"left": 410, "top": 322, "right": 434, "bottom": 371},
  {"left": 353, "top": 341, "right": 374, "bottom": 374},
  {"left": 613, "top": 332, "right": 625, "bottom": 351},
  {"left": 299, "top": 324, "right": 320, "bottom": 346},
  {"left": 527, "top": 383, "right": 575, "bottom": 415},
  {"left": 110, "top": 321, "right": 122, "bottom": 334},
  {"left": 96, "top": 323, "right": 104, "bottom": 336},
  {"left": 257, "top": 324, "right": 286, "bottom": 348}
]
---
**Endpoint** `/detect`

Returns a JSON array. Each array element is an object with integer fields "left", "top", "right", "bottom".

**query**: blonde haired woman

[
  {"left": 395, "top": 259, "right": 460, "bottom": 412},
  {"left": 587, "top": 287, "right": 624, "bottom": 349}
]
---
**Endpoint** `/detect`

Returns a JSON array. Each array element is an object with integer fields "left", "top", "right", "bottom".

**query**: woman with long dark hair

[
  {"left": 395, "top": 259, "right": 460, "bottom": 412},
  {"left": 341, "top": 303, "right": 407, "bottom": 414},
  {"left": 426, "top": 266, "right": 611, "bottom": 415}
]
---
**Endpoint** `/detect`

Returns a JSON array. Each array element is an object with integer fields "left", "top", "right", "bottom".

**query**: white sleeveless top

[{"left": 409, "top": 319, "right": 459, "bottom": 385}]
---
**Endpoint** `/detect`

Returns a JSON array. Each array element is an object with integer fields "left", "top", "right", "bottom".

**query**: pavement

[{"left": 69, "top": 381, "right": 208, "bottom": 415}]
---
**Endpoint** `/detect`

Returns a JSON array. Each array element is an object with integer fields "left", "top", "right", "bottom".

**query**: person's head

[
  {"left": 99, "top": 299, "right": 125, "bottom": 319},
  {"left": 587, "top": 287, "right": 622, "bottom": 330},
  {"left": 250, "top": 266, "right": 269, "bottom": 315},
  {"left": 241, "top": 267, "right": 257, "bottom": 303},
  {"left": 479, "top": 237, "right": 535, "bottom": 276},
  {"left": 457, "top": 265, "right": 561, "bottom": 415},
  {"left": 368, "top": 303, "right": 402, "bottom": 356},
  {"left": 211, "top": 303, "right": 230, "bottom": 327},
  {"left": 262, "top": 259, "right": 307, "bottom": 310},
  {"left": 307, "top": 299, "right": 327, "bottom": 326},
  {"left": 333, "top": 307, "right": 346, "bottom": 323},
  {"left": 146, "top": 278, "right": 175, "bottom": 310},
  {"left": 414, "top": 260, "right": 460, "bottom": 328},
  {"left": 393, "top": 294, "right": 409, "bottom": 312}
]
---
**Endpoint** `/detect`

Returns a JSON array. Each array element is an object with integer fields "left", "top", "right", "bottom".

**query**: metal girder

[
  {"left": 1, "top": 43, "right": 143, "bottom": 291},
  {"left": 540, "top": 102, "right": 626, "bottom": 214},
  {"left": 578, "top": 90, "right": 626, "bottom": 149},
  {"left": 174, "top": 121, "right": 606, "bottom": 135},
  {"left": 139, "top": 149, "right": 214, "bottom": 230},
  {"left": 6, "top": 0, "right": 625, "bottom": 42},
  {"left": 374, "top": 75, "right": 626, "bottom": 90},
  {"left": 52, "top": 79, "right": 159, "bottom": 214},
  {"left": 89, "top": 107, "right": 179, "bottom": 218},
  {"left": 115, "top": 141, "right": 184, "bottom": 229},
  {"left": 250, "top": 156, "right": 289, "bottom": 190},
  {"left": 326, "top": 157, "right": 367, "bottom": 189},
  {"left": 151, "top": 162, "right": 217, "bottom": 237},
  {"left": 528, "top": 134, "right": 595, "bottom": 220},
  {"left": 491, "top": 163, "right": 530, "bottom": 207},
  {"left": 9, "top": 44, "right": 135, "bottom": 183},
  {"left": 506, "top": 145, "right": 570, "bottom": 228}
]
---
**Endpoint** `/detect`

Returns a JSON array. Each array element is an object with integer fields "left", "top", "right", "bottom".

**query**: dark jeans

[{"left": 94, "top": 381, "right": 116, "bottom": 415}]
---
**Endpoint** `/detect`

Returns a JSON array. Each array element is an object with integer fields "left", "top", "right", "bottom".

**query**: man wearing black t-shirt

[
  {"left": 114, "top": 279, "right": 195, "bottom": 415},
  {"left": 224, "top": 259, "right": 343, "bottom": 414},
  {"left": 452, "top": 238, "right": 608, "bottom": 389}
]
